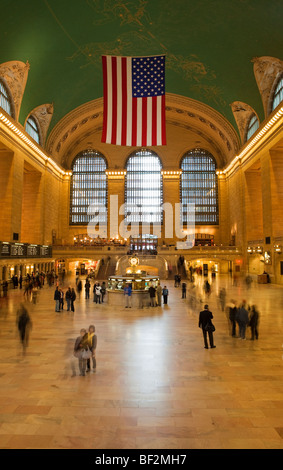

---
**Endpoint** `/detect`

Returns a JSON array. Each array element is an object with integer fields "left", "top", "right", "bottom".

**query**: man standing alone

[
  {"left": 124, "top": 283, "right": 132, "bottom": 308},
  {"left": 199, "top": 304, "right": 216, "bottom": 349}
]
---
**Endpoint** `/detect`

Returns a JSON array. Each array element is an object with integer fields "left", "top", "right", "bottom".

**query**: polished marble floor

[{"left": 0, "top": 273, "right": 283, "bottom": 449}]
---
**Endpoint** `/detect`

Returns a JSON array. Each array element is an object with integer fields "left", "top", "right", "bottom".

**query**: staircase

[{"left": 96, "top": 260, "right": 116, "bottom": 280}]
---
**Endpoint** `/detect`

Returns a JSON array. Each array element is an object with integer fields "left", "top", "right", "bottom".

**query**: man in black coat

[{"left": 198, "top": 304, "right": 216, "bottom": 349}]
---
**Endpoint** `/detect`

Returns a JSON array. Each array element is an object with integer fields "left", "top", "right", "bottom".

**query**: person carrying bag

[
  {"left": 198, "top": 304, "right": 216, "bottom": 349},
  {"left": 74, "top": 328, "right": 91, "bottom": 376}
]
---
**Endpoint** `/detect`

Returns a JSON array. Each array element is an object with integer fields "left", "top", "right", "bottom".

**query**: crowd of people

[
  {"left": 123, "top": 282, "right": 169, "bottom": 308},
  {"left": 4, "top": 263, "right": 262, "bottom": 373},
  {"left": 227, "top": 299, "right": 260, "bottom": 341},
  {"left": 53, "top": 277, "right": 108, "bottom": 312}
]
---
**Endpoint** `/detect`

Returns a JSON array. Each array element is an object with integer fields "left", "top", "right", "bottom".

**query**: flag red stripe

[
  {"left": 132, "top": 98, "right": 137, "bottom": 147},
  {"left": 121, "top": 57, "right": 128, "bottom": 146},
  {"left": 101, "top": 55, "right": 108, "bottom": 143},
  {"left": 152, "top": 96, "right": 157, "bottom": 146},
  {"left": 111, "top": 56, "right": 117, "bottom": 145},
  {"left": 161, "top": 94, "right": 166, "bottom": 145},
  {"left": 142, "top": 97, "right": 147, "bottom": 147}
]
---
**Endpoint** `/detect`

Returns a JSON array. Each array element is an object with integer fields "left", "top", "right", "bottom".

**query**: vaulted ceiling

[{"left": 1, "top": 0, "right": 283, "bottom": 139}]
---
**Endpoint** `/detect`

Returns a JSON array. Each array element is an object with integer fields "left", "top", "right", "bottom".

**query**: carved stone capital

[
  {"left": 252, "top": 56, "right": 283, "bottom": 117},
  {"left": 0, "top": 60, "right": 29, "bottom": 120},
  {"left": 25, "top": 103, "right": 54, "bottom": 147},
  {"left": 230, "top": 101, "right": 258, "bottom": 144}
]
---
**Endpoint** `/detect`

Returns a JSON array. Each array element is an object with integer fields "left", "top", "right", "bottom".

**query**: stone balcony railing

[{"left": 52, "top": 244, "right": 242, "bottom": 256}]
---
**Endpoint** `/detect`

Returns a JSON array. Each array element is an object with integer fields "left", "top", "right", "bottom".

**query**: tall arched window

[
  {"left": 25, "top": 115, "right": 40, "bottom": 144},
  {"left": 125, "top": 149, "right": 163, "bottom": 224},
  {"left": 246, "top": 114, "right": 259, "bottom": 141},
  {"left": 70, "top": 150, "right": 107, "bottom": 226},
  {"left": 0, "top": 80, "right": 13, "bottom": 116},
  {"left": 272, "top": 76, "right": 283, "bottom": 111},
  {"left": 180, "top": 149, "right": 218, "bottom": 225}
]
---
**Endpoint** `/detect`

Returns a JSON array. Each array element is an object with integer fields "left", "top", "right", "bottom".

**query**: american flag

[{"left": 101, "top": 55, "right": 166, "bottom": 146}]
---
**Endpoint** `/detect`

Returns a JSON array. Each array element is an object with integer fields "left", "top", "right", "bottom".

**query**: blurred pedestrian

[
  {"left": 181, "top": 282, "right": 187, "bottom": 299},
  {"left": 219, "top": 287, "right": 226, "bottom": 311},
  {"left": 95, "top": 283, "right": 102, "bottom": 304},
  {"left": 2, "top": 280, "right": 8, "bottom": 297},
  {"left": 59, "top": 289, "right": 64, "bottom": 310},
  {"left": 73, "top": 328, "right": 89, "bottom": 376},
  {"left": 76, "top": 279, "right": 82, "bottom": 298},
  {"left": 204, "top": 280, "right": 211, "bottom": 295},
  {"left": 149, "top": 284, "right": 156, "bottom": 307},
  {"left": 101, "top": 281, "right": 106, "bottom": 303},
  {"left": 245, "top": 275, "right": 253, "bottom": 289},
  {"left": 156, "top": 284, "right": 162, "bottom": 306},
  {"left": 228, "top": 300, "right": 237, "bottom": 337},
  {"left": 17, "top": 303, "right": 32, "bottom": 355},
  {"left": 198, "top": 304, "right": 216, "bottom": 349},
  {"left": 162, "top": 286, "right": 169, "bottom": 305},
  {"left": 65, "top": 287, "right": 72, "bottom": 311},
  {"left": 124, "top": 283, "right": 132, "bottom": 308},
  {"left": 93, "top": 282, "right": 97, "bottom": 303},
  {"left": 249, "top": 305, "right": 259, "bottom": 340},
  {"left": 54, "top": 286, "right": 60, "bottom": 312},
  {"left": 236, "top": 300, "right": 249, "bottom": 339},
  {"left": 85, "top": 279, "right": 90, "bottom": 299},
  {"left": 71, "top": 288, "right": 76, "bottom": 312},
  {"left": 86, "top": 325, "right": 97, "bottom": 373}
]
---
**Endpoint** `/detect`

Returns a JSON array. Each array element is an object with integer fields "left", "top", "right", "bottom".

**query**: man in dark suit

[{"left": 199, "top": 304, "right": 216, "bottom": 349}]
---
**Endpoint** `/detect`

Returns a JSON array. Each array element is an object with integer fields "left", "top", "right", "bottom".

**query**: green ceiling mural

[{"left": 1, "top": 0, "right": 283, "bottom": 137}]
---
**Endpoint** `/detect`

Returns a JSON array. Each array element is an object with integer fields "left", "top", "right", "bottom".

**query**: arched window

[
  {"left": 125, "top": 149, "right": 163, "bottom": 224},
  {"left": 246, "top": 114, "right": 259, "bottom": 141},
  {"left": 180, "top": 149, "right": 218, "bottom": 225},
  {"left": 272, "top": 76, "right": 283, "bottom": 111},
  {"left": 70, "top": 150, "right": 107, "bottom": 226},
  {"left": 0, "top": 80, "right": 13, "bottom": 116},
  {"left": 25, "top": 116, "right": 40, "bottom": 144}
]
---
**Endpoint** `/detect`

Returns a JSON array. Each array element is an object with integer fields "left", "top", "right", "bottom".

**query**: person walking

[
  {"left": 16, "top": 303, "right": 32, "bottom": 355},
  {"left": 156, "top": 284, "right": 162, "bottom": 306},
  {"left": 101, "top": 281, "right": 106, "bottom": 303},
  {"left": 204, "top": 280, "right": 211, "bottom": 296},
  {"left": 76, "top": 279, "right": 82, "bottom": 298},
  {"left": 219, "top": 287, "right": 226, "bottom": 311},
  {"left": 95, "top": 283, "right": 102, "bottom": 304},
  {"left": 236, "top": 300, "right": 249, "bottom": 339},
  {"left": 54, "top": 286, "right": 61, "bottom": 312},
  {"left": 93, "top": 282, "right": 97, "bottom": 303},
  {"left": 249, "top": 305, "right": 259, "bottom": 340},
  {"left": 85, "top": 279, "right": 90, "bottom": 299},
  {"left": 228, "top": 300, "right": 237, "bottom": 337},
  {"left": 59, "top": 289, "right": 64, "bottom": 310},
  {"left": 71, "top": 288, "right": 76, "bottom": 312},
  {"left": 65, "top": 287, "right": 72, "bottom": 311},
  {"left": 86, "top": 325, "right": 97, "bottom": 373},
  {"left": 181, "top": 282, "right": 187, "bottom": 299},
  {"left": 162, "top": 286, "right": 169, "bottom": 305},
  {"left": 73, "top": 328, "right": 89, "bottom": 376},
  {"left": 198, "top": 304, "right": 216, "bottom": 349},
  {"left": 149, "top": 284, "right": 156, "bottom": 307},
  {"left": 2, "top": 280, "right": 8, "bottom": 297},
  {"left": 124, "top": 283, "right": 132, "bottom": 308}
]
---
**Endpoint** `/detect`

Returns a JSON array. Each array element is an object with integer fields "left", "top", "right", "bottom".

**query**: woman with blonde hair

[{"left": 86, "top": 324, "right": 97, "bottom": 373}]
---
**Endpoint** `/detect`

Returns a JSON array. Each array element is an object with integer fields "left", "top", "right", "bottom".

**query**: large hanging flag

[{"left": 101, "top": 55, "right": 166, "bottom": 146}]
